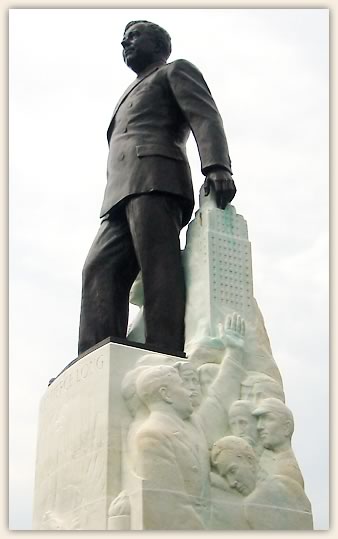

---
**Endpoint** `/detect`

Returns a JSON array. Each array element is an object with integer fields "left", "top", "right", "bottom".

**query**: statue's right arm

[{"left": 198, "top": 314, "right": 247, "bottom": 445}]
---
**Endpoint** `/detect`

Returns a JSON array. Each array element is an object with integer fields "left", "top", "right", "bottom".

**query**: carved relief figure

[
  {"left": 211, "top": 436, "right": 257, "bottom": 496},
  {"left": 133, "top": 365, "right": 210, "bottom": 529},
  {"left": 117, "top": 313, "right": 310, "bottom": 530},
  {"left": 210, "top": 435, "right": 312, "bottom": 530},
  {"left": 127, "top": 312, "right": 246, "bottom": 449},
  {"left": 228, "top": 400, "right": 261, "bottom": 453},
  {"left": 122, "top": 353, "right": 177, "bottom": 420},
  {"left": 252, "top": 398, "right": 304, "bottom": 487},
  {"left": 121, "top": 353, "right": 176, "bottom": 463},
  {"left": 182, "top": 312, "right": 247, "bottom": 447},
  {"left": 209, "top": 435, "right": 256, "bottom": 529},
  {"left": 173, "top": 361, "right": 202, "bottom": 409}
]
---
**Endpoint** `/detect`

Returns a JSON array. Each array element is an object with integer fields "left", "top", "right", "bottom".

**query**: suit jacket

[
  {"left": 133, "top": 410, "right": 210, "bottom": 529},
  {"left": 101, "top": 59, "right": 232, "bottom": 225}
]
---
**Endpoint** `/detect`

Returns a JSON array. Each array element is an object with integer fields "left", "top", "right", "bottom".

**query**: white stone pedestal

[{"left": 32, "top": 342, "right": 180, "bottom": 530}]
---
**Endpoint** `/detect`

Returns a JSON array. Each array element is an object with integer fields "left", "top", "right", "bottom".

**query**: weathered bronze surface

[{"left": 78, "top": 20, "right": 236, "bottom": 356}]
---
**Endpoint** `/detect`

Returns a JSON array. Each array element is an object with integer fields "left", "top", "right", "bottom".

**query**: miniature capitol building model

[{"left": 32, "top": 191, "right": 313, "bottom": 530}]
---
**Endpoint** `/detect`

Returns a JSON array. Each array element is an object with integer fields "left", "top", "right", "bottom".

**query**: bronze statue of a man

[{"left": 78, "top": 20, "right": 236, "bottom": 356}]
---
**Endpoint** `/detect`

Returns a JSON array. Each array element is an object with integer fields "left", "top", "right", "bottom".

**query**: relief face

[
  {"left": 228, "top": 400, "right": 258, "bottom": 447},
  {"left": 211, "top": 436, "right": 257, "bottom": 496},
  {"left": 253, "top": 398, "right": 294, "bottom": 451}
]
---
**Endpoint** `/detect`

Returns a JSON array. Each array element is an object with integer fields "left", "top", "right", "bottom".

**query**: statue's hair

[
  {"left": 252, "top": 397, "right": 294, "bottom": 436},
  {"left": 136, "top": 364, "right": 178, "bottom": 405},
  {"left": 254, "top": 378, "right": 285, "bottom": 403},
  {"left": 174, "top": 360, "right": 198, "bottom": 376},
  {"left": 211, "top": 435, "right": 256, "bottom": 468},
  {"left": 229, "top": 399, "right": 256, "bottom": 417},
  {"left": 122, "top": 354, "right": 177, "bottom": 412},
  {"left": 241, "top": 371, "right": 285, "bottom": 403},
  {"left": 242, "top": 371, "right": 278, "bottom": 387},
  {"left": 121, "top": 366, "right": 150, "bottom": 401},
  {"left": 124, "top": 20, "right": 172, "bottom": 60}
]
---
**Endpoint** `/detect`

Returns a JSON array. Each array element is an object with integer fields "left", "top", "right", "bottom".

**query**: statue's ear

[
  {"left": 248, "top": 455, "right": 257, "bottom": 473},
  {"left": 284, "top": 419, "right": 292, "bottom": 437},
  {"left": 159, "top": 386, "right": 172, "bottom": 403},
  {"left": 153, "top": 38, "right": 162, "bottom": 54}
]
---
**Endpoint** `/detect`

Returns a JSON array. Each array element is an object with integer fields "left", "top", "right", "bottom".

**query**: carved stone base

[
  {"left": 33, "top": 339, "right": 313, "bottom": 530},
  {"left": 32, "top": 341, "right": 180, "bottom": 530}
]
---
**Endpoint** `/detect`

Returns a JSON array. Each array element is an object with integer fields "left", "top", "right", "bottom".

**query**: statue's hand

[
  {"left": 204, "top": 169, "right": 236, "bottom": 210},
  {"left": 218, "top": 312, "right": 245, "bottom": 350}
]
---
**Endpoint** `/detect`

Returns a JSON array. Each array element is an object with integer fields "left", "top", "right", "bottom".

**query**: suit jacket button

[
  {"left": 127, "top": 102, "right": 133, "bottom": 108},
  {"left": 119, "top": 153, "right": 125, "bottom": 161}
]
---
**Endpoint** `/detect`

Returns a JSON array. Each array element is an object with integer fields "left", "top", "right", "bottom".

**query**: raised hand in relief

[{"left": 218, "top": 312, "right": 246, "bottom": 351}]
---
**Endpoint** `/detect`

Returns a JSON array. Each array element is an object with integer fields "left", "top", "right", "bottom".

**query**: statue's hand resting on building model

[{"left": 204, "top": 168, "right": 236, "bottom": 210}]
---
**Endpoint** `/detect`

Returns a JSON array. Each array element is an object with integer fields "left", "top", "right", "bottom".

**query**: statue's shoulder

[
  {"left": 134, "top": 416, "right": 177, "bottom": 457},
  {"left": 135, "top": 412, "right": 176, "bottom": 441},
  {"left": 166, "top": 58, "right": 202, "bottom": 76}
]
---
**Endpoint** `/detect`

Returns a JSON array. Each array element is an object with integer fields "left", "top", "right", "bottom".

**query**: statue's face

[
  {"left": 166, "top": 372, "right": 194, "bottom": 419},
  {"left": 229, "top": 409, "right": 258, "bottom": 446},
  {"left": 121, "top": 23, "right": 160, "bottom": 73},
  {"left": 256, "top": 412, "right": 288, "bottom": 449},
  {"left": 179, "top": 365, "right": 202, "bottom": 408},
  {"left": 217, "top": 454, "right": 256, "bottom": 496}
]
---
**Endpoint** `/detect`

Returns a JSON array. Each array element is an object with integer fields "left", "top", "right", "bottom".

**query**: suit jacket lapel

[{"left": 107, "top": 64, "right": 163, "bottom": 142}]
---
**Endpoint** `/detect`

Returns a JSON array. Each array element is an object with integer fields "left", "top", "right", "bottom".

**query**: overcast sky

[{"left": 9, "top": 8, "right": 328, "bottom": 530}]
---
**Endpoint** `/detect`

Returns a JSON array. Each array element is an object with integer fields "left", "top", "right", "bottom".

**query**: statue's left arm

[{"left": 167, "top": 59, "right": 236, "bottom": 209}]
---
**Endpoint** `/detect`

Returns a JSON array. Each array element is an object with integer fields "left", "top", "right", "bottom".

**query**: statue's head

[
  {"left": 136, "top": 364, "right": 193, "bottom": 419},
  {"left": 122, "top": 354, "right": 177, "bottom": 417},
  {"left": 174, "top": 361, "right": 202, "bottom": 409},
  {"left": 228, "top": 400, "right": 258, "bottom": 446},
  {"left": 122, "top": 20, "right": 171, "bottom": 74},
  {"left": 241, "top": 371, "right": 285, "bottom": 404},
  {"left": 211, "top": 436, "right": 257, "bottom": 496},
  {"left": 252, "top": 397, "right": 294, "bottom": 450},
  {"left": 121, "top": 365, "right": 150, "bottom": 417}
]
